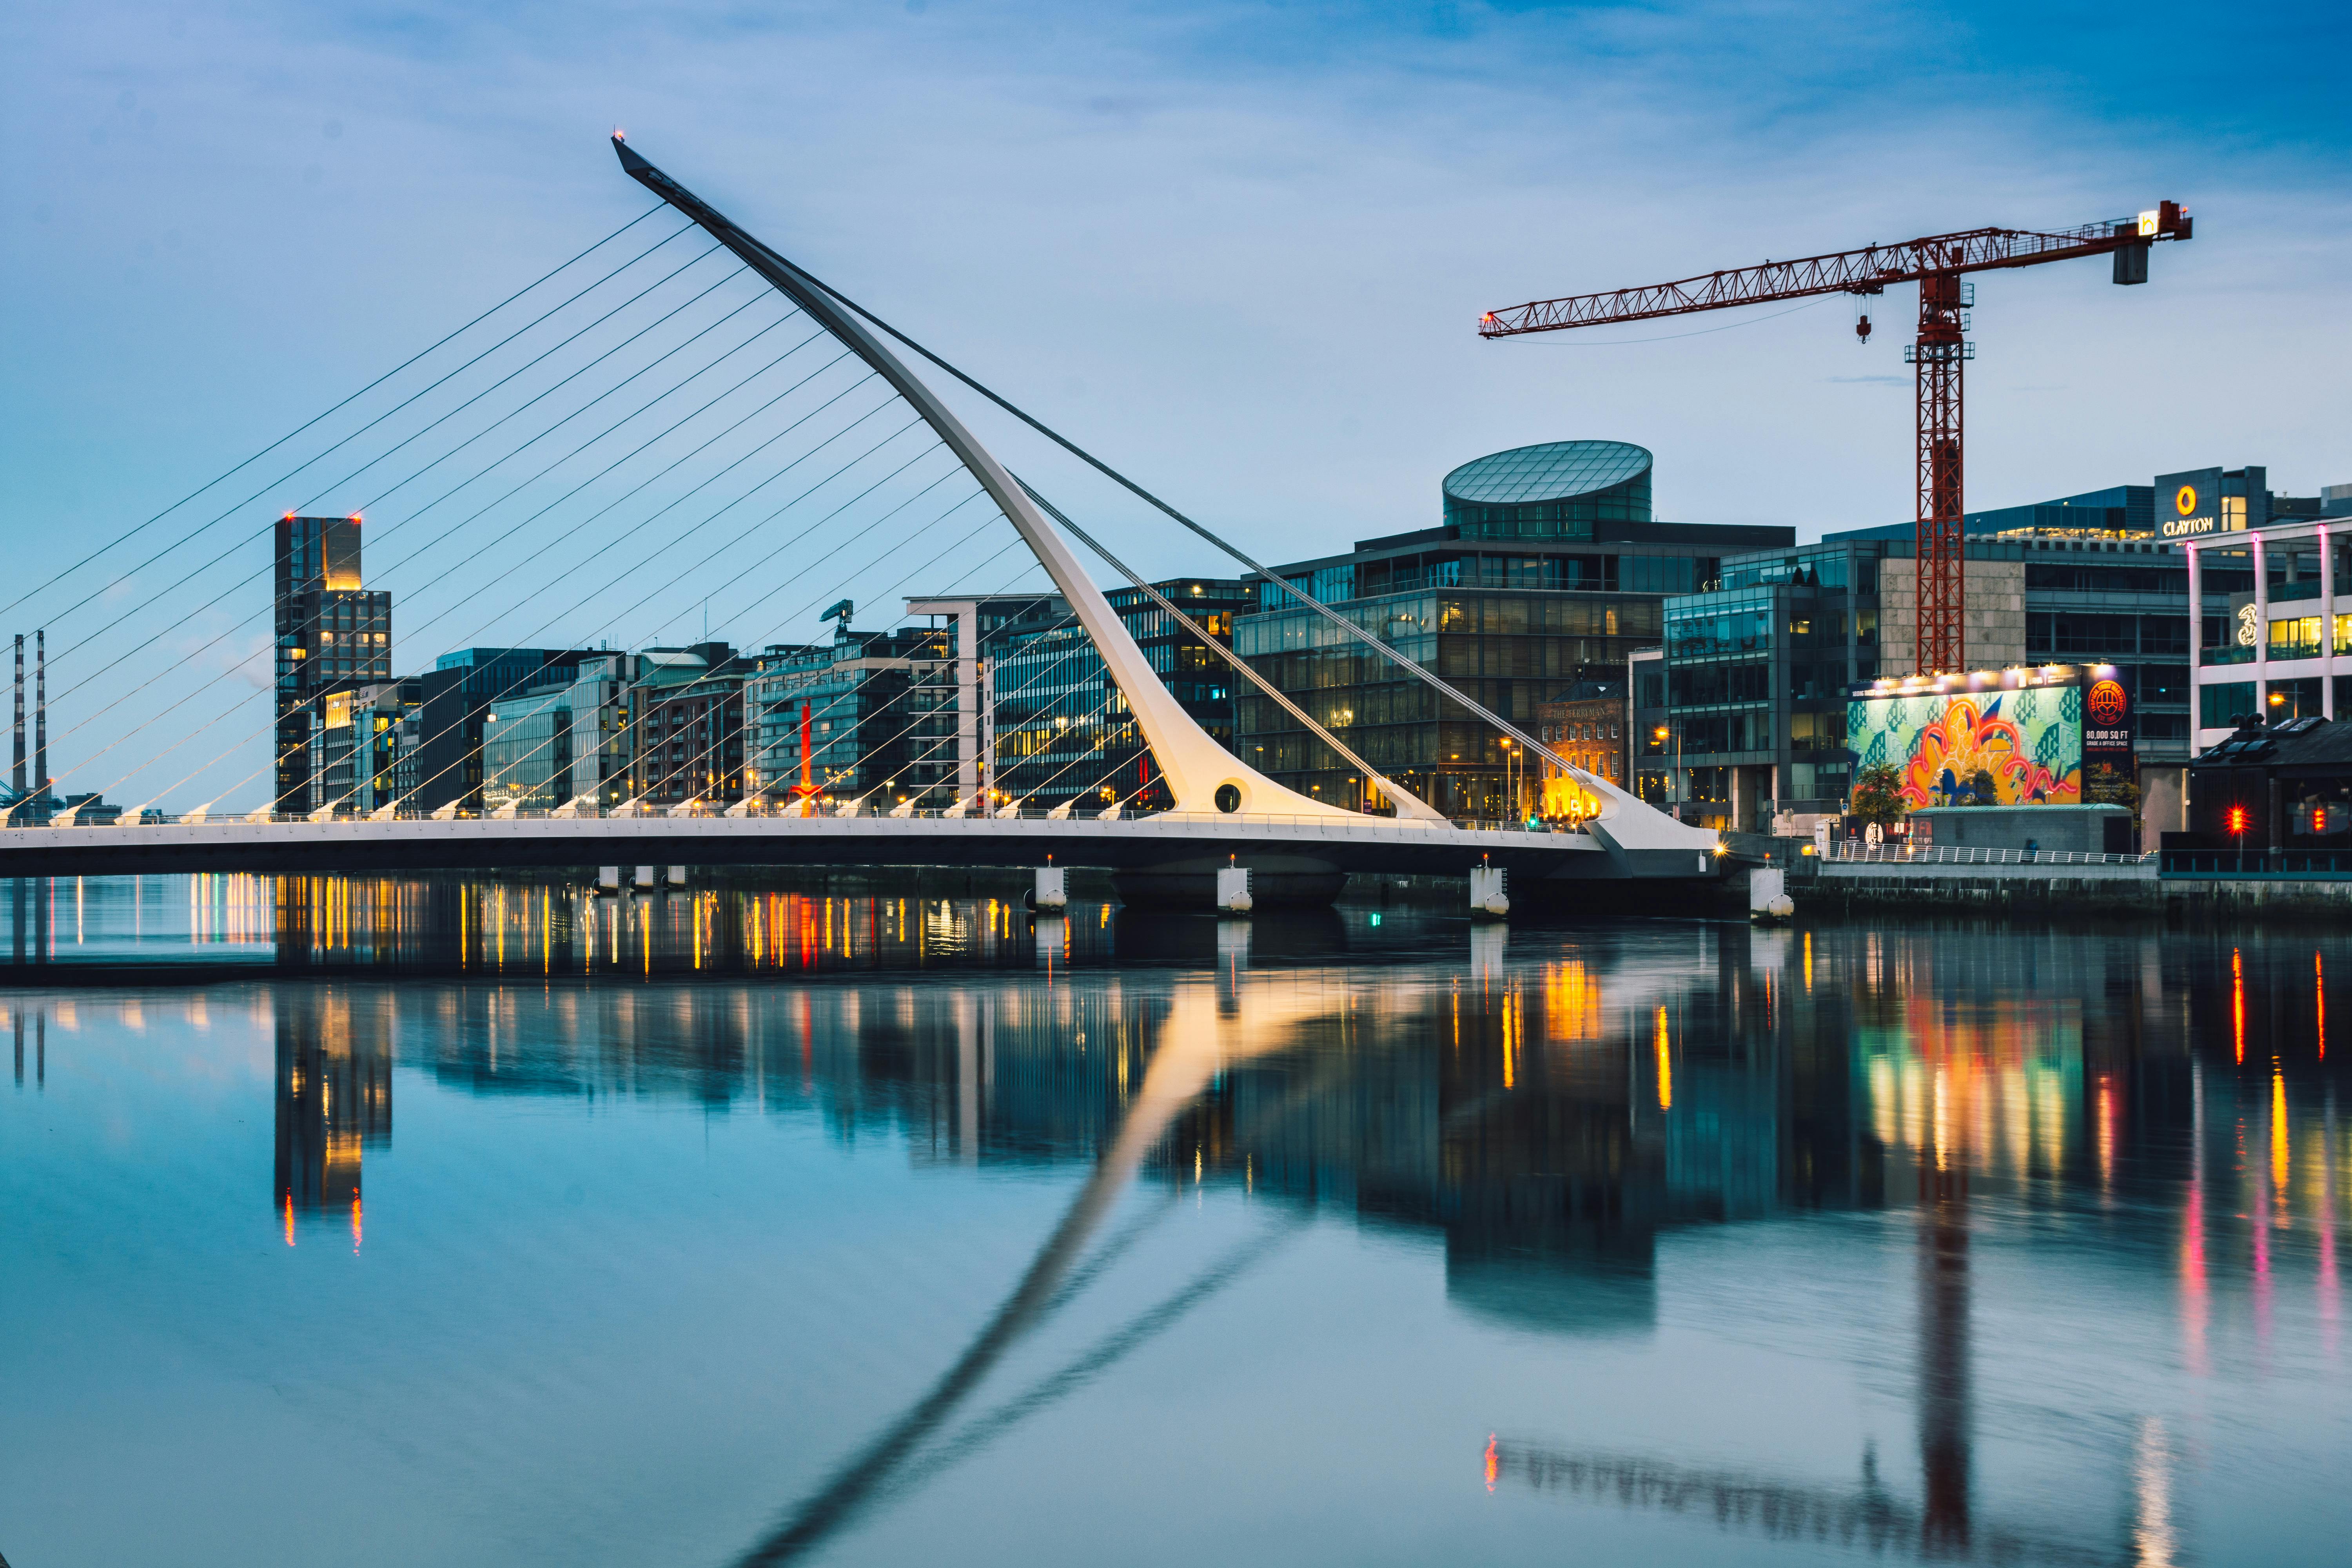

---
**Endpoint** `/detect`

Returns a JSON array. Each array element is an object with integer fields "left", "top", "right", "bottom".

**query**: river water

[{"left": 2, "top": 873, "right": 2347, "bottom": 1565}]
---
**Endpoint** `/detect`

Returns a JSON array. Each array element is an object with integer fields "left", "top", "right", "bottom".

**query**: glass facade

[
  {"left": 480, "top": 689, "right": 572, "bottom": 813},
  {"left": 1441, "top": 441, "right": 1654, "bottom": 539},
  {"left": 1657, "top": 542, "right": 1886, "bottom": 829},
  {"left": 748, "top": 628, "right": 955, "bottom": 809},
  {"left": 1236, "top": 441, "right": 1790, "bottom": 818},
  {"left": 991, "top": 579, "right": 1255, "bottom": 813},
  {"left": 1237, "top": 588, "right": 1670, "bottom": 817},
  {"left": 273, "top": 514, "right": 392, "bottom": 813}
]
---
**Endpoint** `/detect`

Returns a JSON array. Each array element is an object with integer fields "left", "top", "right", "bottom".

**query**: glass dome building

[
  {"left": 1442, "top": 440, "right": 1653, "bottom": 539},
  {"left": 1233, "top": 437, "right": 1792, "bottom": 821}
]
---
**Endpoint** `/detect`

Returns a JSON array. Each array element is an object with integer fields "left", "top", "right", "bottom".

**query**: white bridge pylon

[{"left": 612, "top": 136, "right": 1431, "bottom": 826}]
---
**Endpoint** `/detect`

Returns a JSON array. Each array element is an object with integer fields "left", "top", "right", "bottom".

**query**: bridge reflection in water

[{"left": 230, "top": 903, "right": 2352, "bottom": 1565}]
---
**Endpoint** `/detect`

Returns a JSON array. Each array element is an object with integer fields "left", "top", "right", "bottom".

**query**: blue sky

[{"left": 3, "top": 0, "right": 2347, "bottom": 805}]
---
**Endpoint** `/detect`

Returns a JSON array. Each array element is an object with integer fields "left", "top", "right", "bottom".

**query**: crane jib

[{"left": 1474, "top": 202, "right": 2194, "bottom": 678}]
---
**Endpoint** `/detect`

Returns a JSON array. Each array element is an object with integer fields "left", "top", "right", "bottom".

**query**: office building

[
  {"left": 1234, "top": 441, "right": 1790, "bottom": 818},
  {"left": 414, "top": 648, "right": 598, "bottom": 816},
  {"left": 626, "top": 643, "right": 753, "bottom": 809},
  {"left": 991, "top": 578, "right": 1256, "bottom": 813},
  {"left": 478, "top": 657, "right": 632, "bottom": 813},
  {"left": 2186, "top": 476, "right": 2352, "bottom": 751},
  {"left": 747, "top": 627, "right": 953, "bottom": 809},
  {"left": 1644, "top": 463, "right": 2337, "bottom": 837},
  {"left": 1650, "top": 536, "right": 1892, "bottom": 831},
  {"left": 274, "top": 514, "right": 392, "bottom": 813},
  {"left": 900, "top": 592, "right": 1074, "bottom": 811}
]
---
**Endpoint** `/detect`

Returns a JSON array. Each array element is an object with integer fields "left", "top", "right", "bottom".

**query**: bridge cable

[
  {"left": 46, "top": 243, "right": 747, "bottom": 701},
  {"left": 42, "top": 300, "right": 830, "bottom": 768},
  {"left": 55, "top": 339, "right": 875, "bottom": 810},
  {"left": 39, "top": 304, "right": 822, "bottom": 790},
  {"left": 1017, "top": 480, "right": 1402, "bottom": 811},
  {"left": 0, "top": 200, "right": 670, "bottom": 620},
  {"left": 566, "top": 496, "right": 1051, "bottom": 816},
  {"left": 397, "top": 482, "right": 1016, "bottom": 819},
  {"left": 300, "top": 415, "right": 950, "bottom": 817},
  {"left": 590, "top": 486, "right": 1024, "bottom": 814},
  {"left": 799, "top": 276, "right": 1583, "bottom": 782},
  {"left": 26, "top": 218, "right": 702, "bottom": 652},
  {"left": 98, "top": 359, "right": 894, "bottom": 814}
]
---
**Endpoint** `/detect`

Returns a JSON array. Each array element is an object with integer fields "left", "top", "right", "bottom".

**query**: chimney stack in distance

[{"left": 34, "top": 629, "right": 47, "bottom": 799}]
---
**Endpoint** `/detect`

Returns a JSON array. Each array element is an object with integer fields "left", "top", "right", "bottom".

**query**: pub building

[{"left": 2177, "top": 713, "right": 2352, "bottom": 860}]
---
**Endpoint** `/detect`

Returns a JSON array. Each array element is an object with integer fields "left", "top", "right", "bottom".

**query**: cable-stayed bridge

[{"left": 0, "top": 138, "right": 1721, "bottom": 905}]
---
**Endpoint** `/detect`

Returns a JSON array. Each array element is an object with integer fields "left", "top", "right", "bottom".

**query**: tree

[{"left": 1849, "top": 762, "right": 1906, "bottom": 829}]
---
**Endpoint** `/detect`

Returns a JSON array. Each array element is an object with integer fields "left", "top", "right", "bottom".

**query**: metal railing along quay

[
  {"left": 2159, "top": 847, "right": 2352, "bottom": 879},
  {"left": 1824, "top": 842, "right": 2155, "bottom": 868}
]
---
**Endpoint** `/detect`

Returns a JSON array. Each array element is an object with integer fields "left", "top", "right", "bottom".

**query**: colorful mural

[{"left": 1847, "top": 684, "right": 2082, "bottom": 808}]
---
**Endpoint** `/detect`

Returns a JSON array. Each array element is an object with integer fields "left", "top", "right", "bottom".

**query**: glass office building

[
  {"left": 992, "top": 579, "right": 1256, "bottom": 813},
  {"left": 1651, "top": 540, "right": 1887, "bottom": 830},
  {"left": 1236, "top": 441, "right": 1791, "bottom": 817},
  {"left": 748, "top": 627, "right": 956, "bottom": 809},
  {"left": 274, "top": 514, "right": 392, "bottom": 813}
]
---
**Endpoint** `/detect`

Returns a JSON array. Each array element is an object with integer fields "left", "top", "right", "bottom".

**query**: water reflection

[
  {"left": 9, "top": 894, "right": 2352, "bottom": 1565},
  {"left": 5, "top": 871, "right": 1436, "bottom": 976},
  {"left": 274, "top": 989, "right": 393, "bottom": 1243}
]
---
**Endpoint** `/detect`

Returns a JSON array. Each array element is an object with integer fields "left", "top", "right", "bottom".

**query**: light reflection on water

[{"left": 2, "top": 876, "right": 2349, "bottom": 1566}]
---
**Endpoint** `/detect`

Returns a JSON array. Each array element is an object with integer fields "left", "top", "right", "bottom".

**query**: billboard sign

[
  {"left": 1846, "top": 666, "right": 2104, "bottom": 809},
  {"left": 2083, "top": 670, "right": 2134, "bottom": 763},
  {"left": 2156, "top": 466, "right": 2226, "bottom": 539}
]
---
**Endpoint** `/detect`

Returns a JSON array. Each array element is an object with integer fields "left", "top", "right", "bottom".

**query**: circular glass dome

[{"left": 1442, "top": 440, "right": 1653, "bottom": 539}]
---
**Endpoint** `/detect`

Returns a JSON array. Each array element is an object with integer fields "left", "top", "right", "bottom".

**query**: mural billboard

[{"left": 1846, "top": 666, "right": 2120, "bottom": 809}]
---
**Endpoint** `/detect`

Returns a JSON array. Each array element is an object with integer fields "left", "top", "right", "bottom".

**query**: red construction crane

[{"left": 1479, "top": 203, "right": 2195, "bottom": 675}]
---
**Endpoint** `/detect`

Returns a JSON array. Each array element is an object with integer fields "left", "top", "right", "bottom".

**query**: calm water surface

[{"left": 3, "top": 875, "right": 2348, "bottom": 1565}]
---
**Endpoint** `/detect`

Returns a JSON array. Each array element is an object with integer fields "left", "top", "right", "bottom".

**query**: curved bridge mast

[{"left": 612, "top": 135, "right": 1355, "bottom": 823}]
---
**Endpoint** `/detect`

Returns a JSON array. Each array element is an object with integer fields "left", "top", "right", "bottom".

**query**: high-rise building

[{"left": 275, "top": 514, "right": 391, "bottom": 813}]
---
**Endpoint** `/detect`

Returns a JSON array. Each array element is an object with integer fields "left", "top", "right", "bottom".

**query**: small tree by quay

[{"left": 1848, "top": 762, "right": 1906, "bottom": 831}]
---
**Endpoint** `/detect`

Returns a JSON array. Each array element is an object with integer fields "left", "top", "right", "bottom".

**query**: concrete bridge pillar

[
  {"left": 668, "top": 864, "right": 687, "bottom": 887},
  {"left": 598, "top": 866, "right": 620, "bottom": 894},
  {"left": 634, "top": 864, "right": 655, "bottom": 891},
  {"left": 1470, "top": 865, "right": 1510, "bottom": 918}
]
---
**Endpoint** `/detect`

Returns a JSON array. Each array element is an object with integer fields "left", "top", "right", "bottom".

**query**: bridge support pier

[
  {"left": 668, "top": 864, "right": 687, "bottom": 888},
  {"left": 597, "top": 866, "right": 620, "bottom": 894},
  {"left": 1216, "top": 866, "right": 1254, "bottom": 913},
  {"left": 634, "top": 864, "right": 655, "bottom": 891},
  {"left": 1033, "top": 865, "right": 1066, "bottom": 911},
  {"left": 1470, "top": 865, "right": 1510, "bottom": 919}
]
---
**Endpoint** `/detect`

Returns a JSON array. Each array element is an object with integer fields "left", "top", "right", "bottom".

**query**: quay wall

[{"left": 1794, "top": 861, "right": 2352, "bottom": 920}]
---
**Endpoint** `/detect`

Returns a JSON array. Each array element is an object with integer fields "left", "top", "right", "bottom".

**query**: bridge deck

[{"left": 0, "top": 813, "right": 1713, "bottom": 882}]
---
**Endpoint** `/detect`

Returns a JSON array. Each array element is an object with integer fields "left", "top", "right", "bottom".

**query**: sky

[{"left": 3, "top": 0, "right": 2347, "bottom": 807}]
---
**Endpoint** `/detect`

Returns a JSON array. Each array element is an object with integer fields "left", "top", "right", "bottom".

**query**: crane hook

[{"left": 1855, "top": 312, "right": 1873, "bottom": 344}]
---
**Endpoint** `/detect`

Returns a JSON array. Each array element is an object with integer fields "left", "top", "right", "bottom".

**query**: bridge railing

[
  {"left": 9, "top": 804, "right": 1599, "bottom": 838},
  {"left": 1824, "top": 842, "right": 2155, "bottom": 867}
]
